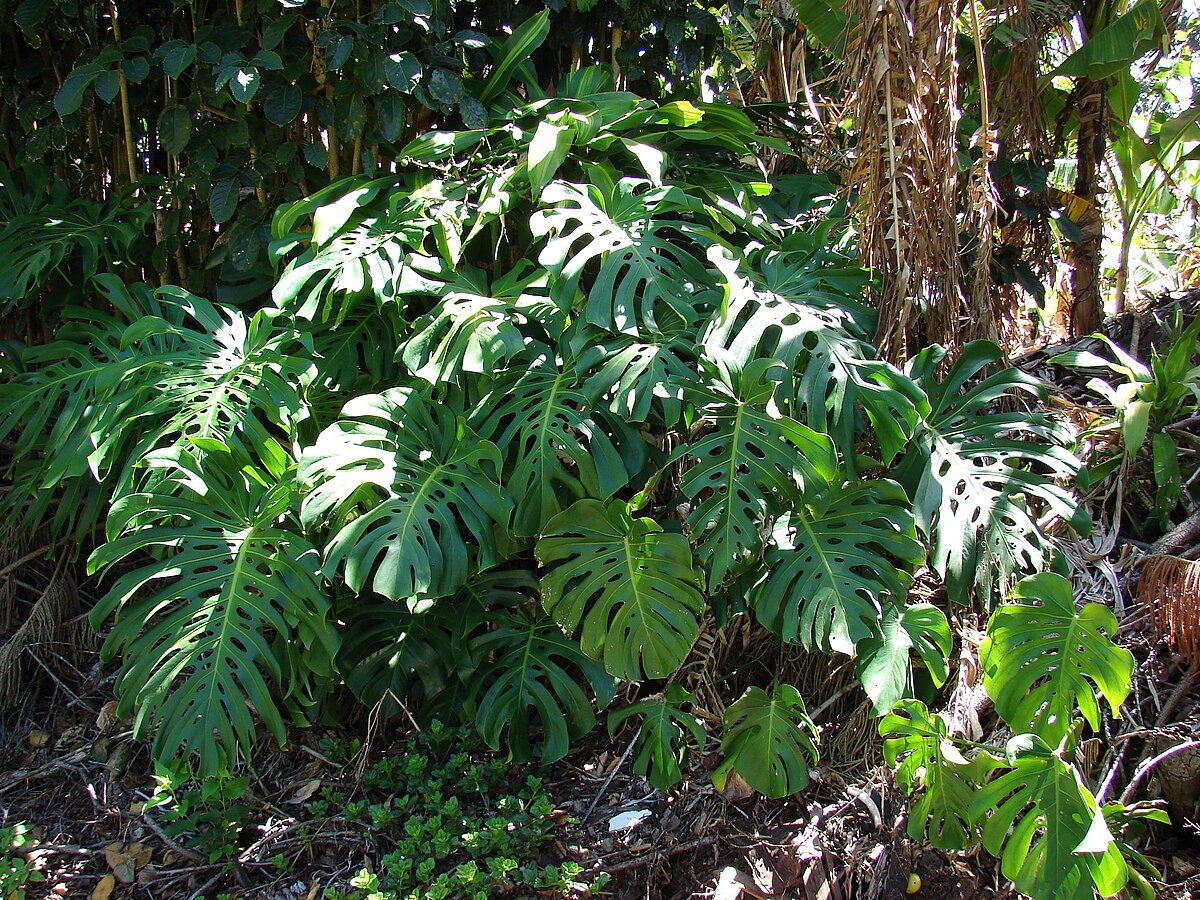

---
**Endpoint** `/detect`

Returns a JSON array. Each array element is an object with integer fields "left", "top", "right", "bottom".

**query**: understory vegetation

[{"left": 1, "top": 1, "right": 1198, "bottom": 898}]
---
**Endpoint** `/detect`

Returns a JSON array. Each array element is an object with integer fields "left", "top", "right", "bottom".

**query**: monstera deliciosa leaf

[
  {"left": 531, "top": 174, "right": 718, "bottom": 335},
  {"left": 857, "top": 601, "right": 952, "bottom": 714},
  {"left": 675, "top": 358, "right": 837, "bottom": 588},
  {"left": 981, "top": 572, "right": 1134, "bottom": 745},
  {"left": 300, "top": 388, "right": 513, "bottom": 600},
  {"left": 896, "top": 342, "right": 1088, "bottom": 604},
  {"left": 881, "top": 700, "right": 992, "bottom": 850},
  {"left": 608, "top": 684, "right": 706, "bottom": 790},
  {"left": 537, "top": 499, "right": 704, "bottom": 680},
  {"left": 88, "top": 448, "right": 336, "bottom": 775},
  {"left": 399, "top": 265, "right": 533, "bottom": 385},
  {"left": 969, "top": 736, "right": 1128, "bottom": 900},
  {"left": 753, "top": 478, "right": 924, "bottom": 656},
  {"left": 471, "top": 351, "right": 633, "bottom": 537},
  {"left": 472, "top": 607, "right": 617, "bottom": 763},
  {"left": 718, "top": 684, "right": 819, "bottom": 799},
  {"left": 703, "top": 252, "right": 915, "bottom": 464}
]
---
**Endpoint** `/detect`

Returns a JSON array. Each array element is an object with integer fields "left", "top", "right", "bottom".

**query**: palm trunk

[{"left": 1069, "top": 77, "right": 1107, "bottom": 335}]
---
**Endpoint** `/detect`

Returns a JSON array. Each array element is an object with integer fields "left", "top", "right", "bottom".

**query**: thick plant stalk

[
  {"left": 843, "top": 0, "right": 961, "bottom": 361},
  {"left": 1070, "top": 76, "right": 1106, "bottom": 334},
  {"left": 110, "top": 1, "right": 137, "bottom": 185}
]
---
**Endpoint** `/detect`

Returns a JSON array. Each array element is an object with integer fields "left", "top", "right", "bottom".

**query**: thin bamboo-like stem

[{"left": 110, "top": 1, "right": 138, "bottom": 186}]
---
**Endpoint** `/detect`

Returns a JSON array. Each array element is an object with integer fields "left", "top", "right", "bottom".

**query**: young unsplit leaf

[
  {"left": 857, "top": 601, "right": 952, "bottom": 714},
  {"left": 881, "top": 700, "right": 991, "bottom": 851},
  {"left": 968, "top": 735, "right": 1128, "bottom": 900},
  {"left": 299, "top": 388, "right": 512, "bottom": 601},
  {"left": 471, "top": 351, "right": 632, "bottom": 537},
  {"left": 472, "top": 607, "right": 616, "bottom": 763},
  {"left": 88, "top": 449, "right": 336, "bottom": 776},
  {"left": 980, "top": 572, "right": 1133, "bottom": 745},
  {"left": 608, "top": 685, "right": 706, "bottom": 791},
  {"left": 753, "top": 478, "right": 923, "bottom": 656},
  {"left": 674, "top": 358, "right": 836, "bottom": 588},
  {"left": 717, "top": 684, "right": 819, "bottom": 799},
  {"left": 537, "top": 499, "right": 704, "bottom": 680}
]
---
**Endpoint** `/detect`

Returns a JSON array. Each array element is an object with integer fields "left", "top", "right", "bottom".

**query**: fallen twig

[{"left": 602, "top": 835, "right": 720, "bottom": 875}]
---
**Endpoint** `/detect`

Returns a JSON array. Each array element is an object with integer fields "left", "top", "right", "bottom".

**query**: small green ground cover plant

[{"left": 146, "top": 723, "right": 587, "bottom": 900}]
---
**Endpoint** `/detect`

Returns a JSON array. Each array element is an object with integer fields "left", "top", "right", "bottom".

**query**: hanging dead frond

[
  {"left": 0, "top": 559, "right": 78, "bottom": 705},
  {"left": 1139, "top": 553, "right": 1200, "bottom": 664},
  {"left": 842, "top": 0, "right": 962, "bottom": 361},
  {"left": 964, "top": 0, "right": 1003, "bottom": 348}
]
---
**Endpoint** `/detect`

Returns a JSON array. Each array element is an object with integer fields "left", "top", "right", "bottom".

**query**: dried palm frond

[
  {"left": 0, "top": 559, "right": 78, "bottom": 705},
  {"left": 842, "top": 0, "right": 962, "bottom": 360},
  {"left": 1139, "top": 553, "right": 1200, "bottom": 664},
  {"left": 964, "top": 0, "right": 1002, "bottom": 348}
]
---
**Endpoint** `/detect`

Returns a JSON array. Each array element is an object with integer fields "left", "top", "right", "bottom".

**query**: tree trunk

[{"left": 1070, "top": 77, "right": 1106, "bottom": 336}]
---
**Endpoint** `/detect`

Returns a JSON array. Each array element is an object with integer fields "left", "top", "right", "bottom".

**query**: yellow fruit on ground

[{"left": 906, "top": 872, "right": 922, "bottom": 894}]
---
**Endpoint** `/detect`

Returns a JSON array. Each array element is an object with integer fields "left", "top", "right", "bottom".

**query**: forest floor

[{"left": 5, "top": 294, "right": 1200, "bottom": 900}]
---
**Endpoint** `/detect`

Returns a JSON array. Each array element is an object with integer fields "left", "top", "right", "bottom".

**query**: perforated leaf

[
  {"left": 718, "top": 684, "right": 818, "bottom": 799},
  {"left": 537, "top": 499, "right": 704, "bottom": 680},
  {"left": 754, "top": 479, "right": 923, "bottom": 655},
  {"left": 895, "top": 342, "right": 1087, "bottom": 605},
  {"left": 471, "top": 351, "right": 632, "bottom": 537},
  {"left": 980, "top": 572, "right": 1134, "bottom": 745},
  {"left": 969, "top": 736, "right": 1128, "bottom": 900},
  {"left": 472, "top": 608, "right": 616, "bottom": 763},
  {"left": 608, "top": 685, "right": 706, "bottom": 790},
  {"left": 88, "top": 449, "right": 335, "bottom": 775},
  {"left": 881, "top": 700, "right": 990, "bottom": 850},
  {"left": 300, "top": 388, "right": 512, "bottom": 600},
  {"left": 674, "top": 359, "right": 836, "bottom": 588},
  {"left": 531, "top": 176, "right": 716, "bottom": 335}
]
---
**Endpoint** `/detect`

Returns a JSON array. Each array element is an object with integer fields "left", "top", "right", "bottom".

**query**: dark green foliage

[{"left": 3, "top": 57, "right": 1084, "bottom": 801}]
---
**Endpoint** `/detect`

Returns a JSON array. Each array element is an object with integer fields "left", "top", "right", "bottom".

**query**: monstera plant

[{"left": 1, "top": 64, "right": 1091, "bottom": 815}]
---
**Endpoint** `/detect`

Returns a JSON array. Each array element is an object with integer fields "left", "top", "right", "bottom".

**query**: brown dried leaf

[
  {"left": 91, "top": 874, "right": 116, "bottom": 900},
  {"left": 285, "top": 778, "right": 323, "bottom": 805}
]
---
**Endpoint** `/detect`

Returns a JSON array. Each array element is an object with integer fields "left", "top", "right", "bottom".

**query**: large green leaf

[
  {"left": 572, "top": 324, "right": 695, "bottom": 426},
  {"left": 107, "top": 289, "right": 312, "bottom": 489},
  {"left": 88, "top": 448, "right": 336, "bottom": 775},
  {"left": 717, "top": 684, "right": 819, "bottom": 799},
  {"left": 399, "top": 265, "right": 528, "bottom": 385},
  {"left": 531, "top": 175, "right": 717, "bottom": 335},
  {"left": 299, "top": 388, "right": 512, "bottom": 600},
  {"left": 895, "top": 342, "right": 1087, "bottom": 605},
  {"left": 753, "top": 479, "right": 923, "bottom": 655},
  {"left": 0, "top": 280, "right": 308, "bottom": 541},
  {"left": 969, "top": 736, "right": 1128, "bottom": 900},
  {"left": 471, "top": 351, "right": 633, "bottom": 537},
  {"left": 856, "top": 601, "right": 951, "bottom": 714},
  {"left": 471, "top": 607, "right": 616, "bottom": 763},
  {"left": 1051, "top": 0, "right": 1166, "bottom": 82},
  {"left": 881, "top": 700, "right": 991, "bottom": 851},
  {"left": 980, "top": 572, "right": 1133, "bottom": 746},
  {"left": 703, "top": 251, "right": 915, "bottom": 465},
  {"left": 537, "top": 499, "right": 704, "bottom": 680},
  {"left": 608, "top": 684, "right": 706, "bottom": 791},
  {"left": 674, "top": 359, "right": 836, "bottom": 588}
]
